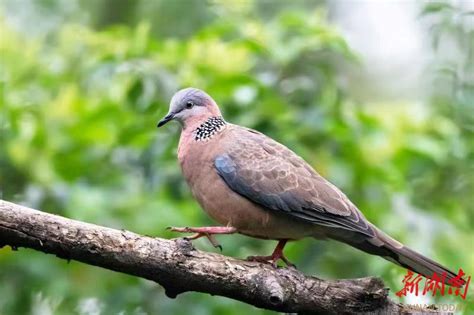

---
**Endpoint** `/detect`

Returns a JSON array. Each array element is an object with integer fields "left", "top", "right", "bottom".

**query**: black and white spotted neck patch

[{"left": 194, "top": 116, "right": 226, "bottom": 141}]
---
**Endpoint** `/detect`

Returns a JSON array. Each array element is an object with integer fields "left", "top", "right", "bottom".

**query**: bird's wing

[{"left": 214, "top": 127, "right": 375, "bottom": 237}]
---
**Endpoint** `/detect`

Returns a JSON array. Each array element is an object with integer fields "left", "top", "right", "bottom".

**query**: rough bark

[{"left": 0, "top": 200, "right": 448, "bottom": 314}]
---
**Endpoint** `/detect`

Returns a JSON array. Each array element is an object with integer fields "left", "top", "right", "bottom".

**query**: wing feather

[{"left": 214, "top": 127, "right": 375, "bottom": 237}]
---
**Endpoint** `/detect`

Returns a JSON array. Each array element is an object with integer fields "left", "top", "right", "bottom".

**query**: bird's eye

[{"left": 185, "top": 101, "right": 194, "bottom": 109}]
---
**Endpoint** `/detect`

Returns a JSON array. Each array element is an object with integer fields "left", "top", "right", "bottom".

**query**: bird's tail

[{"left": 330, "top": 225, "right": 461, "bottom": 284}]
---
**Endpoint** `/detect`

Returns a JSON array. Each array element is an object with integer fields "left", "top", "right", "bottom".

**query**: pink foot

[
  {"left": 246, "top": 240, "right": 296, "bottom": 268},
  {"left": 167, "top": 226, "right": 237, "bottom": 251}
]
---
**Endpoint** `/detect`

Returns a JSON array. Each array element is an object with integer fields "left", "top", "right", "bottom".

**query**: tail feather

[
  {"left": 329, "top": 226, "right": 461, "bottom": 284},
  {"left": 383, "top": 244, "right": 458, "bottom": 283}
]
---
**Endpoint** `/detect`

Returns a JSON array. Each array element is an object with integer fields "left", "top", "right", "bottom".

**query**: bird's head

[{"left": 157, "top": 88, "right": 222, "bottom": 128}]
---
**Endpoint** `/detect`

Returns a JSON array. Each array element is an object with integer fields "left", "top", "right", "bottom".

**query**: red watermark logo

[{"left": 396, "top": 268, "right": 471, "bottom": 300}]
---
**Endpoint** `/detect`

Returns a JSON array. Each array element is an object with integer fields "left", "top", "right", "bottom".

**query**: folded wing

[{"left": 214, "top": 127, "right": 375, "bottom": 237}]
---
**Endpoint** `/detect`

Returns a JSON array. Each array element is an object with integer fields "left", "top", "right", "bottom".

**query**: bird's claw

[
  {"left": 246, "top": 255, "right": 279, "bottom": 268},
  {"left": 284, "top": 261, "right": 297, "bottom": 269},
  {"left": 167, "top": 227, "right": 224, "bottom": 251},
  {"left": 246, "top": 254, "right": 296, "bottom": 269},
  {"left": 166, "top": 226, "right": 191, "bottom": 233}
]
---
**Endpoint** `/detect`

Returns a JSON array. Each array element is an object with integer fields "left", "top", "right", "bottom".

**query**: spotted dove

[{"left": 157, "top": 87, "right": 458, "bottom": 283}]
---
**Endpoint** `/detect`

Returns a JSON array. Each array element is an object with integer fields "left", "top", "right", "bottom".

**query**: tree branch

[{"left": 0, "top": 200, "right": 446, "bottom": 314}]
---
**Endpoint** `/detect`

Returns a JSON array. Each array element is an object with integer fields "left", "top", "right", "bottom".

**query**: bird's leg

[
  {"left": 167, "top": 226, "right": 237, "bottom": 251},
  {"left": 247, "top": 239, "right": 295, "bottom": 268}
]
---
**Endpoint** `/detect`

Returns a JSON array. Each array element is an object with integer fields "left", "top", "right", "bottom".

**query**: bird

[{"left": 157, "top": 87, "right": 459, "bottom": 283}]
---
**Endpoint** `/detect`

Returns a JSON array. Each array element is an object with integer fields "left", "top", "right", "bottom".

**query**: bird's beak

[{"left": 157, "top": 113, "right": 174, "bottom": 127}]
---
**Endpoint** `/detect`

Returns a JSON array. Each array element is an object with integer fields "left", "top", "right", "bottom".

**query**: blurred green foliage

[{"left": 0, "top": 0, "right": 472, "bottom": 314}]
